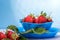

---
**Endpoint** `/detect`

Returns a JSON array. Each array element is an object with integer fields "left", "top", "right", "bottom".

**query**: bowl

[
  {"left": 21, "top": 28, "right": 58, "bottom": 39},
  {"left": 20, "top": 19, "right": 53, "bottom": 31}
]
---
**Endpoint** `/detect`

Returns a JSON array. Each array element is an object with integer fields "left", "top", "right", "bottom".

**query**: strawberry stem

[
  {"left": 40, "top": 11, "right": 47, "bottom": 17},
  {"left": 29, "top": 13, "right": 35, "bottom": 18},
  {"left": 41, "top": 11, "right": 43, "bottom": 14}
]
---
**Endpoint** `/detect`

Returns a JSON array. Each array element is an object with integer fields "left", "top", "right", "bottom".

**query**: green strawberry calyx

[{"left": 40, "top": 11, "right": 47, "bottom": 17}]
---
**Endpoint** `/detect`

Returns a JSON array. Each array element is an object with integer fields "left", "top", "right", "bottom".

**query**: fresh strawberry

[
  {"left": 22, "top": 18, "right": 25, "bottom": 22},
  {"left": 48, "top": 19, "right": 52, "bottom": 22},
  {"left": 34, "top": 18, "right": 38, "bottom": 23},
  {"left": 38, "top": 11, "right": 47, "bottom": 23},
  {"left": 23, "top": 14, "right": 35, "bottom": 23},
  {"left": 33, "top": 17, "right": 39, "bottom": 23},
  {"left": 6, "top": 30, "right": 19, "bottom": 40},
  {"left": 47, "top": 16, "right": 52, "bottom": 22},
  {"left": 6, "top": 31, "right": 13, "bottom": 39},
  {"left": 38, "top": 15, "right": 47, "bottom": 23},
  {"left": 0, "top": 32, "right": 7, "bottom": 40}
]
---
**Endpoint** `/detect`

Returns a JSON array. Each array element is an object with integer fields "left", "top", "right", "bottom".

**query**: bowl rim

[{"left": 20, "top": 19, "right": 53, "bottom": 24}]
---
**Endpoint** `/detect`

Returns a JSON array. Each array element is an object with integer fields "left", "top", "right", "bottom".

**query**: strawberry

[
  {"left": 23, "top": 14, "right": 35, "bottom": 23},
  {"left": 6, "top": 30, "right": 19, "bottom": 40},
  {"left": 47, "top": 16, "right": 52, "bottom": 22},
  {"left": 33, "top": 17, "right": 39, "bottom": 23},
  {"left": 38, "top": 11, "right": 47, "bottom": 23},
  {"left": 6, "top": 31, "right": 13, "bottom": 39},
  {"left": 22, "top": 19, "right": 25, "bottom": 22},
  {"left": 0, "top": 32, "right": 7, "bottom": 40},
  {"left": 38, "top": 15, "right": 47, "bottom": 23}
]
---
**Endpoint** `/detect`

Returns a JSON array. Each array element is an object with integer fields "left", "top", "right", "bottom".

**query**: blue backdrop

[
  {"left": 0, "top": 0, "right": 60, "bottom": 29},
  {"left": 0, "top": 0, "right": 19, "bottom": 29}
]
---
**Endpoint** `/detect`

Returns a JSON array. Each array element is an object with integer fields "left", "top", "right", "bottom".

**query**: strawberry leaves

[{"left": 7, "top": 25, "right": 19, "bottom": 33}]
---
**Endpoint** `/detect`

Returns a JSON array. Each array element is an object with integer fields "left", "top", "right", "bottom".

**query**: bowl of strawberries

[{"left": 20, "top": 11, "right": 53, "bottom": 31}]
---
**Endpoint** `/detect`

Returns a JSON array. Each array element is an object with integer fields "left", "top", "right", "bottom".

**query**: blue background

[{"left": 0, "top": 0, "right": 60, "bottom": 29}]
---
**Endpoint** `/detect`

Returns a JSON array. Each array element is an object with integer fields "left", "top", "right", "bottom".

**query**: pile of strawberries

[
  {"left": 0, "top": 29, "right": 19, "bottom": 40},
  {"left": 23, "top": 11, "right": 52, "bottom": 23}
]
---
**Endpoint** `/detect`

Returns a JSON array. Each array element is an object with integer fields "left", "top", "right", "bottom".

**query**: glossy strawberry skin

[
  {"left": 47, "top": 19, "right": 52, "bottom": 22},
  {"left": 24, "top": 15, "right": 34, "bottom": 23},
  {"left": 0, "top": 32, "right": 7, "bottom": 40},
  {"left": 6, "top": 31, "right": 13, "bottom": 39},
  {"left": 7, "top": 31, "right": 19, "bottom": 40},
  {"left": 38, "top": 16, "right": 47, "bottom": 23},
  {"left": 33, "top": 18, "right": 39, "bottom": 23}
]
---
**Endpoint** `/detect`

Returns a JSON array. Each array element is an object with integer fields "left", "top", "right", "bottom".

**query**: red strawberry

[
  {"left": 0, "top": 32, "right": 7, "bottom": 40},
  {"left": 6, "top": 30, "right": 19, "bottom": 40},
  {"left": 47, "top": 18, "right": 52, "bottom": 22},
  {"left": 38, "top": 11, "right": 47, "bottom": 23},
  {"left": 22, "top": 19, "right": 25, "bottom": 22},
  {"left": 24, "top": 14, "right": 35, "bottom": 23},
  {"left": 47, "top": 16, "right": 52, "bottom": 22},
  {"left": 33, "top": 17, "right": 39, "bottom": 23},
  {"left": 38, "top": 15, "right": 47, "bottom": 23},
  {"left": 6, "top": 31, "right": 13, "bottom": 39}
]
